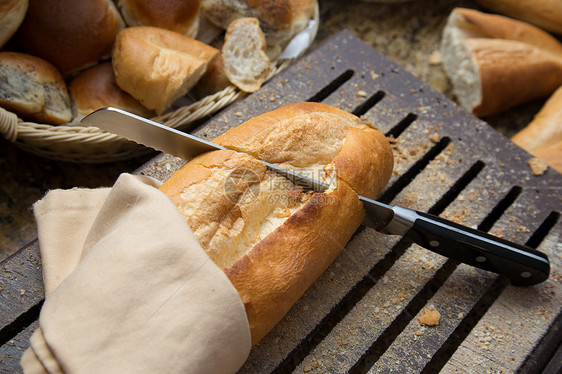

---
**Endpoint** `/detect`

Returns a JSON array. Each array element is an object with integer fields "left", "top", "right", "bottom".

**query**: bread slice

[
  {"left": 0, "top": 52, "right": 72, "bottom": 125},
  {"left": 441, "top": 8, "right": 562, "bottom": 117},
  {"left": 222, "top": 17, "right": 271, "bottom": 93},
  {"left": 112, "top": 26, "right": 219, "bottom": 114}
]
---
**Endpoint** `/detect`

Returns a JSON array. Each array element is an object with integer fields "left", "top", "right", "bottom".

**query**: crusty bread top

[
  {"left": 112, "top": 26, "right": 218, "bottom": 114},
  {"left": 0, "top": 0, "right": 28, "bottom": 48},
  {"left": 214, "top": 102, "right": 394, "bottom": 198},
  {"left": 0, "top": 52, "right": 72, "bottom": 125},
  {"left": 474, "top": 0, "right": 562, "bottom": 35},
  {"left": 202, "top": 0, "right": 316, "bottom": 46},
  {"left": 18, "top": 0, "right": 124, "bottom": 74},
  {"left": 69, "top": 62, "right": 153, "bottom": 119},
  {"left": 117, "top": 0, "right": 202, "bottom": 38}
]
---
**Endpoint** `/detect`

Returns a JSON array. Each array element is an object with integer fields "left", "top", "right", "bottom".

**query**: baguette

[
  {"left": 441, "top": 8, "right": 562, "bottom": 117},
  {"left": 512, "top": 85, "right": 562, "bottom": 173},
  {"left": 474, "top": 0, "right": 562, "bottom": 35},
  {"left": 159, "top": 102, "right": 393, "bottom": 344}
]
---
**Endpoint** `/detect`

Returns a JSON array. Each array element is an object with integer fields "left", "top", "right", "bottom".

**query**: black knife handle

[{"left": 401, "top": 210, "right": 550, "bottom": 286}]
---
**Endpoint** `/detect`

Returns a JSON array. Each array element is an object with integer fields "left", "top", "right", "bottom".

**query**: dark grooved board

[{"left": 0, "top": 30, "right": 560, "bottom": 373}]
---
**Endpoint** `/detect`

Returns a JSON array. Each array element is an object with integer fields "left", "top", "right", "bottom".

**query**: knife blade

[{"left": 82, "top": 107, "right": 550, "bottom": 286}]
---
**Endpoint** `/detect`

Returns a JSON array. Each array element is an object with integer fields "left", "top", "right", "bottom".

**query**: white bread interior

[
  {"left": 0, "top": 52, "right": 72, "bottom": 125},
  {"left": 223, "top": 18, "right": 271, "bottom": 93},
  {"left": 160, "top": 102, "right": 394, "bottom": 345}
]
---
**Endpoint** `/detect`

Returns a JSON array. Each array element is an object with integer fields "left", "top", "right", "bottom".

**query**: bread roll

[
  {"left": 117, "top": 0, "right": 202, "bottom": 38},
  {"left": 69, "top": 62, "right": 154, "bottom": 120},
  {"left": 112, "top": 26, "right": 219, "bottom": 114},
  {"left": 192, "top": 41, "right": 231, "bottom": 98},
  {"left": 201, "top": 0, "right": 317, "bottom": 47},
  {"left": 441, "top": 8, "right": 562, "bottom": 117},
  {"left": 475, "top": 0, "right": 562, "bottom": 35},
  {"left": 18, "top": 0, "right": 124, "bottom": 75},
  {"left": 0, "top": 0, "right": 28, "bottom": 48},
  {"left": 159, "top": 102, "right": 394, "bottom": 344},
  {"left": 512, "top": 85, "right": 562, "bottom": 173},
  {"left": 223, "top": 18, "right": 271, "bottom": 93},
  {"left": 0, "top": 52, "right": 72, "bottom": 125}
]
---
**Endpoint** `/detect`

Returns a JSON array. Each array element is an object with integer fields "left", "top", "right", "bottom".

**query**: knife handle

[{"left": 398, "top": 209, "right": 550, "bottom": 286}]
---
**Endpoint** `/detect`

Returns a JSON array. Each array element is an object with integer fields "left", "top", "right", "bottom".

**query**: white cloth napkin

[{"left": 21, "top": 173, "right": 251, "bottom": 373}]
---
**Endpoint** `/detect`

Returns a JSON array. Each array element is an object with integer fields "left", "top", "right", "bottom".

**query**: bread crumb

[
  {"left": 528, "top": 157, "right": 548, "bottom": 175},
  {"left": 370, "top": 70, "right": 378, "bottom": 79},
  {"left": 429, "top": 50, "right": 442, "bottom": 65},
  {"left": 357, "top": 90, "right": 367, "bottom": 97},
  {"left": 429, "top": 134, "right": 440, "bottom": 143},
  {"left": 419, "top": 308, "right": 440, "bottom": 326}
]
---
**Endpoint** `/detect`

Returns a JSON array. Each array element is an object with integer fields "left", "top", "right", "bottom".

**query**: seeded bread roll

[
  {"left": 441, "top": 8, "right": 562, "bottom": 117},
  {"left": 0, "top": 0, "right": 28, "bottom": 48},
  {"left": 18, "top": 0, "right": 124, "bottom": 75},
  {"left": 69, "top": 62, "right": 154, "bottom": 120},
  {"left": 0, "top": 52, "right": 72, "bottom": 125},
  {"left": 117, "top": 0, "right": 202, "bottom": 38},
  {"left": 159, "top": 102, "right": 394, "bottom": 344},
  {"left": 512, "top": 86, "right": 562, "bottom": 173},
  {"left": 112, "top": 26, "right": 219, "bottom": 114},
  {"left": 201, "top": 0, "right": 316, "bottom": 47},
  {"left": 223, "top": 18, "right": 271, "bottom": 93}
]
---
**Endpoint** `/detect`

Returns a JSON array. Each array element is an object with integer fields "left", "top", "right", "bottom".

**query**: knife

[{"left": 82, "top": 107, "right": 550, "bottom": 286}]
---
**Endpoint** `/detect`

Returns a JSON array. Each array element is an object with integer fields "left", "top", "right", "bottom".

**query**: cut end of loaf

[
  {"left": 223, "top": 17, "right": 271, "bottom": 93},
  {"left": 440, "top": 10, "right": 483, "bottom": 114}
]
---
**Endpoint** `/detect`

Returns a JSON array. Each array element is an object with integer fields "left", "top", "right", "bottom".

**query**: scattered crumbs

[
  {"left": 370, "top": 70, "right": 378, "bottom": 79},
  {"left": 439, "top": 173, "right": 445, "bottom": 181},
  {"left": 528, "top": 158, "right": 548, "bottom": 176},
  {"left": 20, "top": 289, "right": 26, "bottom": 295},
  {"left": 357, "top": 90, "right": 367, "bottom": 97},
  {"left": 429, "top": 50, "right": 442, "bottom": 65},
  {"left": 303, "top": 364, "right": 313, "bottom": 372},
  {"left": 387, "top": 137, "right": 398, "bottom": 143},
  {"left": 419, "top": 308, "right": 440, "bottom": 326},
  {"left": 429, "top": 134, "right": 440, "bottom": 143},
  {"left": 305, "top": 64, "right": 311, "bottom": 70},
  {"left": 235, "top": 112, "right": 243, "bottom": 117},
  {"left": 270, "top": 96, "right": 276, "bottom": 102},
  {"left": 414, "top": 331, "right": 422, "bottom": 336}
]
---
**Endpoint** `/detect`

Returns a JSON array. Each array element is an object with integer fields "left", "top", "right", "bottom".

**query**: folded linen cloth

[{"left": 21, "top": 173, "right": 251, "bottom": 373}]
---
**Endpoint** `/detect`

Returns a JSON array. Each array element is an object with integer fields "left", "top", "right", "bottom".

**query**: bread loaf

[
  {"left": 441, "top": 8, "right": 562, "bottom": 117},
  {"left": 117, "top": 0, "right": 202, "bottom": 39},
  {"left": 69, "top": 62, "right": 154, "bottom": 120},
  {"left": 159, "top": 102, "right": 394, "bottom": 344},
  {"left": 0, "top": 52, "right": 72, "bottom": 125},
  {"left": 223, "top": 18, "right": 271, "bottom": 93},
  {"left": 18, "top": 0, "right": 124, "bottom": 75},
  {"left": 112, "top": 26, "right": 219, "bottom": 114},
  {"left": 0, "top": 0, "right": 28, "bottom": 48},
  {"left": 512, "top": 85, "right": 562, "bottom": 173},
  {"left": 201, "top": 0, "right": 317, "bottom": 47},
  {"left": 474, "top": 0, "right": 562, "bottom": 35}
]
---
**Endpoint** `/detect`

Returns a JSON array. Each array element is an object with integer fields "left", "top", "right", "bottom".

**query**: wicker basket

[{"left": 0, "top": 7, "right": 318, "bottom": 163}]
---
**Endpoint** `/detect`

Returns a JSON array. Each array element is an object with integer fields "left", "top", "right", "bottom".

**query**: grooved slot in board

[
  {"left": 307, "top": 69, "right": 354, "bottom": 102},
  {"left": 0, "top": 300, "right": 42, "bottom": 348},
  {"left": 352, "top": 91, "right": 386, "bottom": 117},
  {"left": 271, "top": 159, "right": 486, "bottom": 373},
  {"left": 385, "top": 113, "right": 418, "bottom": 138}
]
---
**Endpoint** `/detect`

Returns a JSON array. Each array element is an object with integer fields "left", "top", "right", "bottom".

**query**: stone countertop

[{"left": 0, "top": 0, "right": 550, "bottom": 260}]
